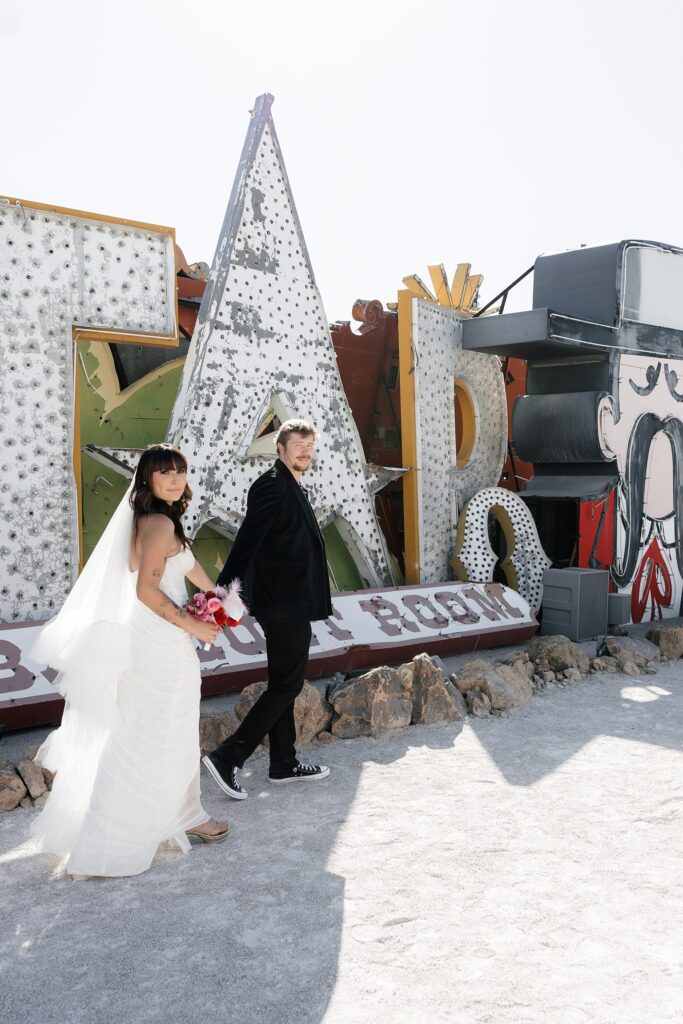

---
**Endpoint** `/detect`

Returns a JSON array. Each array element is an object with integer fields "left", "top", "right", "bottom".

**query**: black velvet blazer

[{"left": 216, "top": 460, "right": 333, "bottom": 624}]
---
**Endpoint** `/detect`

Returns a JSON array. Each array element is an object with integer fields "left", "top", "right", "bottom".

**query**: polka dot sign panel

[
  {"left": 0, "top": 199, "right": 176, "bottom": 621},
  {"left": 167, "top": 94, "right": 395, "bottom": 588}
]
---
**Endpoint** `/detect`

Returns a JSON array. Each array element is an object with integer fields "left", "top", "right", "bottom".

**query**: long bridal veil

[{"left": 30, "top": 486, "right": 137, "bottom": 855}]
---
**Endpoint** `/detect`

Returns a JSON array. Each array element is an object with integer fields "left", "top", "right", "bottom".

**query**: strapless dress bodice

[{"left": 131, "top": 546, "right": 195, "bottom": 608}]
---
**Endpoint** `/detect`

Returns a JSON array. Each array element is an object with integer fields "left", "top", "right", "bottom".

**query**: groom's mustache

[{"left": 613, "top": 412, "right": 683, "bottom": 587}]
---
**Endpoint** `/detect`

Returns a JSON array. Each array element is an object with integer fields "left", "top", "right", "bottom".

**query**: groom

[{"left": 202, "top": 419, "right": 332, "bottom": 799}]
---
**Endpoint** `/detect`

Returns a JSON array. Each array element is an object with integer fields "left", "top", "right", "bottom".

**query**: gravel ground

[{"left": 1, "top": 643, "right": 681, "bottom": 1024}]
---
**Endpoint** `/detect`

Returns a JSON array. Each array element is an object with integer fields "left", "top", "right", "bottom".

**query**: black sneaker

[
  {"left": 201, "top": 753, "right": 248, "bottom": 800},
  {"left": 269, "top": 762, "right": 330, "bottom": 784}
]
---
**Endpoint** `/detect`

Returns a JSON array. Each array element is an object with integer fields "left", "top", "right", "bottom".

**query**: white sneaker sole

[
  {"left": 201, "top": 755, "right": 248, "bottom": 800},
  {"left": 269, "top": 767, "right": 330, "bottom": 785}
]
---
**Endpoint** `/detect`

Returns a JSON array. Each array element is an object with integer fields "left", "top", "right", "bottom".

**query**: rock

[
  {"left": 235, "top": 680, "right": 332, "bottom": 747},
  {"left": 453, "top": 658, "right": 532, "bottom": 712},
  {"left": 466, "top": 689, "right": 491, "bottom": 717},
  {"left": 16, "top": 758, "right": 47, "bottom": 800},
  {"left": 600, "top": 635, "right": 660, "bottom": 665},
  {"left": 0, "top": 758, "right": 27, "bottom": 812},
  {"left": 453, "top": 659, "right": 492, "bottom": 695},
  {"left": 32, "top": 794, "right": 49, "bottom": 811},
  {"left": 293, "top": 682, "right": 333, "bottom": 746},
  {"left": 528, "top": 635, "right": 590, "bottom": 674},
  {"left": 591, "top": 656, "right": 619, "bottom": 673},
  {"left": 542, "top": 671, "right": 556, "bottom": 683},
  {"left": 199, "top": 709, "right": 240, "bottom": 755},
  {"left": 646, "top": 626, "right": 683, "bottom": 661},
  {"left": 621, "top": 662, "right": 641, "bottom": 677},
  {"left": 645, "top": 661, "right": 659, "bottom": 675},
  {"left": 612, "top": 649, "right": 640, "bottom": 671},
  {"left": 409, "top": 654, "right": 467, "bottom": 725},
  {"left": 313, "top": 731, "right": 337, "bottom": 745},
  {"left": 329, "top": 665, "right": 412, "bottom": 738},
  {"left": 221, "top": 709, "right": 240, "bottom": 736},
  {"left": 325, "top": 672, "right": 346, "bottom": 702},
  {"left": 428, "top": 655, "right": 449, "bottom": 676},
  {"left": 500, "top": 651, "right": 534, "bottom": 678},
  {"left": 330, "top": 712, "right": 371, "bottom": 740},
  {"left": 235, "top": 681, "right": 267, "bottom": 722},
  {"left": 563, "top": 668, "right": 582, "bottom": 682},
  {"left": 20, "top": 744, "right": 53, "bottom": 791},
  {"left": 20, "top": 796, "right": 33, "bottom": 809},
  {"left": 613, "top": 652, "right": 641, "bottom": 674}
]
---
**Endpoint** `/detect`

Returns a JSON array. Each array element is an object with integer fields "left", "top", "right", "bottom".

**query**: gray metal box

[
  {"left": 541, "top": 568, "right": 609, "bottom": 641},
  {"left": 607, "top": 592, "right": 631, "bottom": 628}
]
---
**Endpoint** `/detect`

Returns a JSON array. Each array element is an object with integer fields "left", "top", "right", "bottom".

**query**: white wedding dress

[{"left": 32, "top": 545, "right": 210, "bottom": 877}]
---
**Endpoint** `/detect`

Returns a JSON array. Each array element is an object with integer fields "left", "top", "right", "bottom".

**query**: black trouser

[{"left": 214, "top": 620, "right": 312, "bottom": 774}]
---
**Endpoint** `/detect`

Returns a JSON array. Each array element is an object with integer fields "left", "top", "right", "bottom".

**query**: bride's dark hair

[{"left": 130, "top": 444, "right": 192, "bottom": 549}]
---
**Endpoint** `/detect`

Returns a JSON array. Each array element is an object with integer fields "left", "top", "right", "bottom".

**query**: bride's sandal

[{"left": 186, "top": 819, "right": 230, "bottom": 844}]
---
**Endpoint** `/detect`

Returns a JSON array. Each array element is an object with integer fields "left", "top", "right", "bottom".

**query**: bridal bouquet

[{"left": 186, "top": 581, "right": 245, "bottom": 647}]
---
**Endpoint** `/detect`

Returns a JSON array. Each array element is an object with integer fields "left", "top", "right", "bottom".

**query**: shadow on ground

[{"left": 1, "top": 723, "right": 462, "bottom": 1024}]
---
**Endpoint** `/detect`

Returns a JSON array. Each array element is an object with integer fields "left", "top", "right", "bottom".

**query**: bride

[{"left": 30, "top": 443, "right": 229, "bottom": 879}]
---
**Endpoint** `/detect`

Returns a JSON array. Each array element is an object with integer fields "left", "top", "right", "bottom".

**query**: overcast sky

[{"left": 2, "top": 0, "right": 682, "bottom": 322}]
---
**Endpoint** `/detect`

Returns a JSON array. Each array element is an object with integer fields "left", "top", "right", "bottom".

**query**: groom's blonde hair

[{"left": 275, "top": 419, "right": 319, "bottom": 449}]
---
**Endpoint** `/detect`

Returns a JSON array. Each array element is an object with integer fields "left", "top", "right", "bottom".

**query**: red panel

[
  {"left": 499, "top": 357, "right": 534, "bottom": 492},
  {"left": 578, "top": 491, "right": 615, "bottom": 574}
]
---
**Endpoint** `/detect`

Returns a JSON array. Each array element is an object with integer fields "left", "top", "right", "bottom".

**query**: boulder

[
  {"left": 621, "top": 662, "right": 641, "bottom": 677},
  {"left": 563, "top": 668, "right": 582, "bottom": 682},
  {"left": 499, "top": 650, "right": 535, "bottom": 679},
  {"left": 528, "top": 635, "right": 590, "bottom": 674},
  {"left": 408, "top": 654, "right": 466, "bottom": 725},
  {"left": 466, "top": 689, "right": 491, "bottom": 717},
  {"left": 600, "top": 635, "right": 660, "bottom": 665},
  {"left": 591, "top": 656, "right": 619, "bottom": 674},
  {"left": 646, "top": 626, "right": 683, "bottom": 661},
  {"left": 612, "top": 650, "right": 642, "bottom": 673},
  {"left": 22, "top": 744, "right": 53, "bottom": 790},
  {"left": 313, "top": 731, "right": 337, "bottom": 745},
  {"left": 16, "top": 758, "right": 47, "bottom": 800},
  {"left": 198, "top": 709, "right": 240, "bottom": 756},
  {"left": 235, "top": 680, "right": 332, "bottom": 747},
  {"left": 453, "top": 659, "right": 494, "bottom": 695},
  {"left": 329, "top": 665, "right": 412, "bottom": 738},
  {"left": 532, "top": 674, "right": 546, "bottom": 691},
  {"left": 294, "top": 682, "right": 333, "bottom": 746},
  {"left": 235, "top": 681, "right": 267, "bottom": 722},
  {"left": 0, "top": 758, "right": 27, "bottom": 812},
  {"left": 453, "top": 659, "right": 532, "bottom": 712}
]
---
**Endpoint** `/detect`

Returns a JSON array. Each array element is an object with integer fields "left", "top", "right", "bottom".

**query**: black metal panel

[
  {"left": 513, "top": 391, "right": 611, "bottom": 463},
  {"left": 461, "top": 309, "right": 586, "bottom": 358},
  {"left": 521, "top": 466, "right": 617, "bottom": 498},
  {"left": 532, "top": 242, "right": 624, "bottom": 326},
  {"left": 526, "top": 356, "right": 610, "bottom": 395}
]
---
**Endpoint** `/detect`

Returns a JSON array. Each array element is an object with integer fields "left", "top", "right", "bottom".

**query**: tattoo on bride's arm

[{"left": 159, "top": 593, "right": 188, "bottom": 621}]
